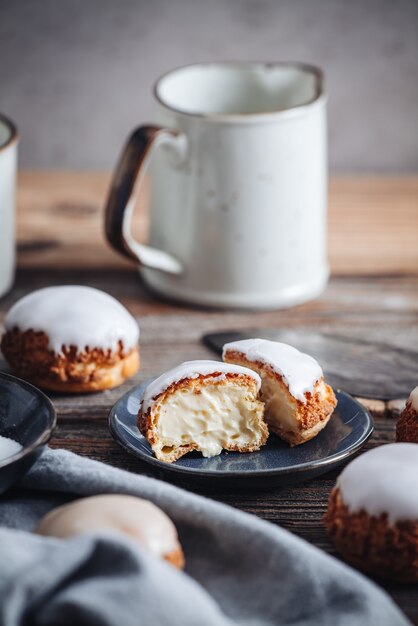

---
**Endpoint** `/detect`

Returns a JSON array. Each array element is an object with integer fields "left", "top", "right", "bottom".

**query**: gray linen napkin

[{"left": 0, "top": 448, "right": 410, "bottom": 626}]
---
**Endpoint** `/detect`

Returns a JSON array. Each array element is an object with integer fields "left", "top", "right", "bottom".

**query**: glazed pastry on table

[
  {"left": 324, "top": 443, "right": 418, "bottom": 582},
  {"left": 396, "top": 385, "right": 418, "bottom": 443},
  {"left": 138, "top": 360, "right": 268, "bottom": 462},
  {"left": 35, "top": 494, "right": 184, "bottom": 569},
  {"left": 1, "top": 286, "right": 140, "bottom": 392},
  {"left": 223, "top": 338, "right": 337, "bottom": 446}
]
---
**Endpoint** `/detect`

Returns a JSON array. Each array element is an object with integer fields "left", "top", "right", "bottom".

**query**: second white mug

[
  {"left": 0, "top": 114, "right": 18, "bottom": 298},
  {"left": 105, "top": 61, "right": 328, "bottom": 309}
]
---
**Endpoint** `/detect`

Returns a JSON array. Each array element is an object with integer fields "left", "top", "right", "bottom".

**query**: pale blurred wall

[{"left": 0, "top": 0, "right": 417, "bottom": 172}]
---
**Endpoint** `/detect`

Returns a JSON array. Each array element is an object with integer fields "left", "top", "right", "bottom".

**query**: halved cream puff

[
  {"left": 223, "top": 338, "right": 336, "bottom": 446},
  {"left": 138, "top": 360, "right": 267, "bottom": 463}
]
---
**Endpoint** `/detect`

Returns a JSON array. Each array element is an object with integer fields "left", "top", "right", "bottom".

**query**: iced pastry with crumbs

[
  {"left": 324, "top": 443, "right": 418, "bottom": 582},
  {"left": 396, "top": 385, "right": 418, "bottom": 443},
  {"left": 138, "top": 360, "right": 268, "bottom": 463},
  {"left": 223, "top": 338, "right": 336, "bottom": 446},
  {"left": 1, "top": 286, "right": 140, "bottom": 392}
]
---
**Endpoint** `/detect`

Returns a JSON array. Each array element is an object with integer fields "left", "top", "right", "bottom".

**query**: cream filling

[
  {"left": 155, "top": 383, "right": 264, "bottom": 458},
  {"left": 248, "top": 369, "right": 326, "bottom": 435},
  {"left": 261, "top": 374, "right": 299, "bottom": 433},
  {"left": 142, "top": 360, "right": 260, "bottom": 413}
]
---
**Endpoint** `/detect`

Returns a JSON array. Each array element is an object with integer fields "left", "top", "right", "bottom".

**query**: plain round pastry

[
  {"left": 1, "top": 286, "right": 140, "bottom": 392},
  {"left": 324, "top": 443, "right": 418, "bottom": 582},
  {"left": 396, "top": 385, "right": 418, "bottom": 443},
  {"left": 35, "top": 494, "right": 184, "bottom": 568}
]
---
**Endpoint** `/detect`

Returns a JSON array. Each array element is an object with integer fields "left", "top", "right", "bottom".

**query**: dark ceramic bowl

[{"left": 0, "top": 372, "right": 56, "bottom": 494}]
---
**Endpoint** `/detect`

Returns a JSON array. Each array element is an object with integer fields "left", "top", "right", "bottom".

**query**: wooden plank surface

[
  {"left": 16, "top": 172, "right": 418, "bottom": 275},
  {"left": 1, "top": 265, "right": 418, "bottom": 623},
  {"left": 3, "top": 172, "right": 418, "bottom": 623}
]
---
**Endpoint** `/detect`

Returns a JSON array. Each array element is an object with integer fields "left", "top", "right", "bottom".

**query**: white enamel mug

[
  {"left": 105, "top": 62, "right": 328, "bottom": 309},
  {"left": 0, "top": 114, "right": 18, "bottom": 298}
]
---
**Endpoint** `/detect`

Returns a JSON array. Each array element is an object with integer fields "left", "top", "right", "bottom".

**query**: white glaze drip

[
  {"left": 5, "top": 286, "right": 139, "bottom": 355},
  {"left": 223, "top": 338, "right": 322, "bottom": 403},
  {"left": 142, "top": 359, "right": 261, "bottom": 412},
  {"left": 409, "top": 385, "right": 418, "bottom": 411},
  {"left": 0, "top": 435, "right": 22, "bottom": 461},
  {"left": 338, "top": 443, "right": 418, "bottom": 524}
]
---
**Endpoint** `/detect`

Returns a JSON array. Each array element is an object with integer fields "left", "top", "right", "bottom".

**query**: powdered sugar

[{"left": 0, "top": 435, "right": 22, "bottom": 461}]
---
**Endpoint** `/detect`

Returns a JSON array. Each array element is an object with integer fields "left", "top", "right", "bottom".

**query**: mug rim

[
  {"left": 0, "top": 113, "right": 19, "bottom": 152},
  {"left": 154, "top": 61, "right": 325, "bottom": 122}
]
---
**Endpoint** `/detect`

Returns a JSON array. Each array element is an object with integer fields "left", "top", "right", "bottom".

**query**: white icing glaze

[
  {"left": 5, "top": 286, "right": 139, "bottom": 355},
  {"left": 35, "top": 495, "right": 179, "bottom": 558},
  {"left": 338, "top": 443, "right": 418, "bottom": 524},
  {"left": 142, "top": 359, "right": 261, "bottom": 412},
  {"left": 0, "top": 435, "right": 22, "bottom": 461},
  {"left": 409, "top": 385, "right": 418, "bottom": 411},
  {"left": 223, "top": 338, "right": 322, "bottom": 403}
]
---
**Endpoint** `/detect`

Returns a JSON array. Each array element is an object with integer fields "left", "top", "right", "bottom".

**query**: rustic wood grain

[
  {"left": 2, "top": 172, "right": 418, "bottom": 623},
  {"left": 1, "top": 269, "right": 418, "bottom": 621},
  {"left": 16, "top": 172, "right": 418, "bottom": 274}
]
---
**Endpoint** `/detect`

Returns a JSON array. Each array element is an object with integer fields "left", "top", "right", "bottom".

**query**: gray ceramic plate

[{"left": 109, "top": 380, "right": 373, "bottom": 488}]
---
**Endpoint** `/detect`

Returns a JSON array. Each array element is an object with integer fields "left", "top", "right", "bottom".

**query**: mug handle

[{"left": 104, "top": 125, "right": 186, "bottom": 274}]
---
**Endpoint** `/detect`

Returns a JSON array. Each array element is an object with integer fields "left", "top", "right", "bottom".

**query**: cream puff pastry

[
  {"left": 138, "top": 360, "right": 267, "bottom": 463},
  {"left": 324, "top": 443, "right": 418, "bottom": 582},
  {"left": 35, "top": 494, "right": 184, "bottom": 569},
  {"left": 1, "top": 286, "right": 140, "bottom": 392},
  {"left": 223, "top": 338, "right": 336, "bottom": 446},
  {"left": 396, "top": 385, "right": 418, "bottom": 444}
]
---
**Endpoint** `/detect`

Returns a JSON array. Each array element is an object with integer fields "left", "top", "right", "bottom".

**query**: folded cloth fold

[{"left": 0, "top": 448, "right": 410, "bottom": 626}]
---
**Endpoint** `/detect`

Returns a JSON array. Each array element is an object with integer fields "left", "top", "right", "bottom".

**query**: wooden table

[{"left": 2, "top": 173, "right": 418, "bottom": 622}]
